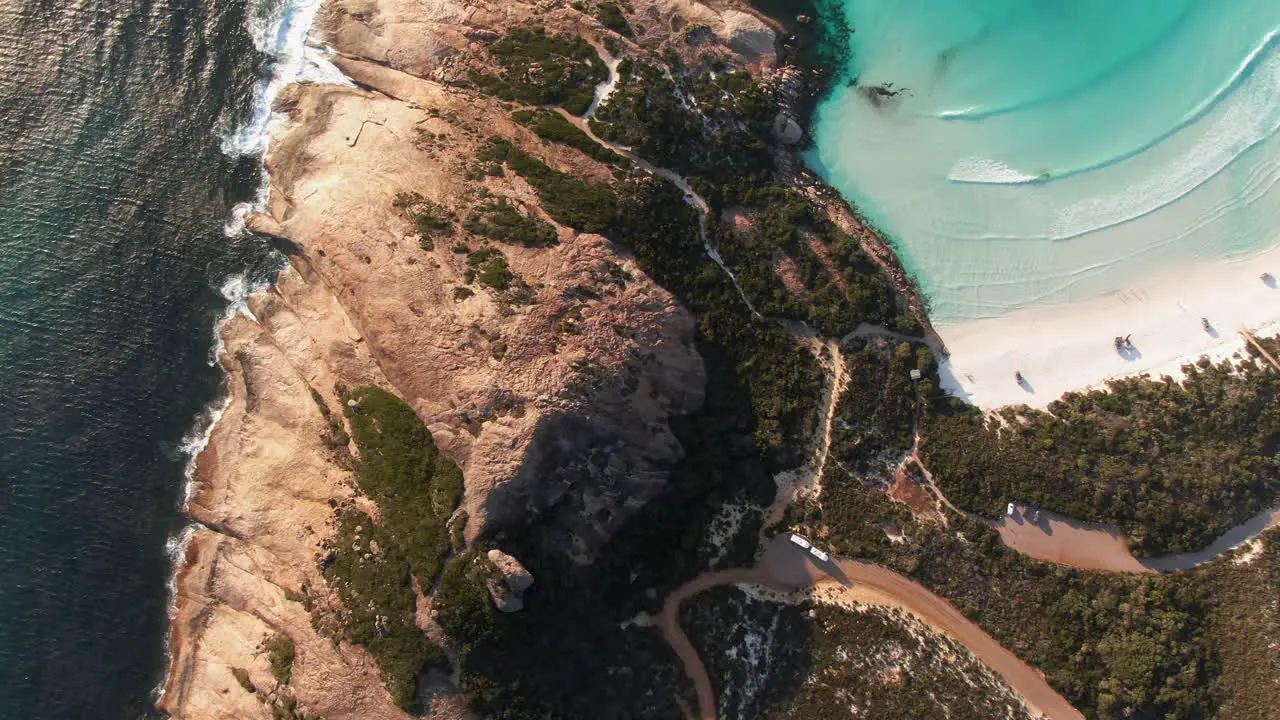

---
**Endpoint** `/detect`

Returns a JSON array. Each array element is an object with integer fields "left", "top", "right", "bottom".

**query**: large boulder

[
  {"left": 717, "top": 10, "right": 776, "bottom": 63},
  {"left": 486, "top": 549, "right": 534, "bottom": 613}
]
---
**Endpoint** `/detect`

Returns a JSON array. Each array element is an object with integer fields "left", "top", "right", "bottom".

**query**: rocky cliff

[{"left": 157, "top": 1, "right": 796, "bottom": 717}]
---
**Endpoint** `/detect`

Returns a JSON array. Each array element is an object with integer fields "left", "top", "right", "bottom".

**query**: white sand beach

[{"left": 937, "top": 242, "right": 1280, "bottom": 410}]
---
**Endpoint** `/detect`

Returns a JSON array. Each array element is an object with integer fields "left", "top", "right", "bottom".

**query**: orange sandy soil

[{"left": 658, "top": 536, "right": 1084, "bottom": 720}]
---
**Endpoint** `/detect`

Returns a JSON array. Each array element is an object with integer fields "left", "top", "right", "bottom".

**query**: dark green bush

[
  {"left": 482, "top": 138, "right": 617, "bottom": 232},
  {"left": 393, "top": 191, "right": 454, "bottom": 237},
  {"left": 921, "top": 345, "right": 1280, "bottom": 555},
  {"left": 591, "top": 60, "right": 775, "bottom": 187},
  {"left": 465, "top": 197, "right": 559, "bottom": 248},
  {"left": 511, "top": 108, "right": 624, "bottom": 165},
  {"left": 264, "top": 633, "right": 295, "bottom": 686},
  {"left": 466, "top": 247, "right": 515, "bottom": 290},
  {"left": 231, "top": 667, "right": 255, "bottom": 694},
  {"left": 470, "top": 27, "right": 606, "bottom": 115},
  {"left": 595, "top": 2, "right": 633, "bottom": 37},
  {"left": 318, "top": 386, "right": 463, "bottom": 711}
]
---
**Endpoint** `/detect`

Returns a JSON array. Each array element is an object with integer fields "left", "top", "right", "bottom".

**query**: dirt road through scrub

[{"left": 658, "top": 536, "right": 1085, "bottom": 720}]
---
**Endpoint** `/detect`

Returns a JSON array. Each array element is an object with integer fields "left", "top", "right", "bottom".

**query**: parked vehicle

[
  {"left": 809, "top": 547, "right": 830, "bottom": 562},
  {"left": 789, "top": 534, "right": 811, "bottom": 549}
]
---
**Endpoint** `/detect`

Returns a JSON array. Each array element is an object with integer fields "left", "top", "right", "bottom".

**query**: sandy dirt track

[{"left": 658, "top": 536, "right": 1084, "bottom": 720}]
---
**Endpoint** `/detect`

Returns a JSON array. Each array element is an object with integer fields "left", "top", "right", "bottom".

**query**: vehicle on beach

[
  {"left": 809, "top": 547, "right": 830, "bottom": 562},
  {"left": 789, "top": 533, "right": 811, "bottom": 549}
]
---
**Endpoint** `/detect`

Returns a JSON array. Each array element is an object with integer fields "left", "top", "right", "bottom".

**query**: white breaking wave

[
  {"left": 1049, "top": 39, "right": 1280, "bottom": 241},
  {"left": 935, "top": 105, "right": 984, "bottom": 120},
  {"left": 177, "top": 391, "right": 233, "bottom": 504},
  {"left": 948, "top": 27, "right": 1280, "bottom": 187},
  {"left": 947, "top": 157, "right": 1040, "bottom": 184},
  {"left": 222, "top": 0, "right": 352, "bottom": 158},
  {"left": 161, "top": 0, "right": 346, "bottom": 700},
  {"left": 150, "top": 522, "right": 199, "bottom": 702}
]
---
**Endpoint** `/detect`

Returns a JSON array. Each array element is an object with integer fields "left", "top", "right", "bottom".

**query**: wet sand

[{"left": 659, "top": 536, "right": 1083, "bottom": 720}]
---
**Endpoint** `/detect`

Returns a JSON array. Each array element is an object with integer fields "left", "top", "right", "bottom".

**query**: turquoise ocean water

[{"left": 809, "top": 0, "right": 1280, "bottom": 321}]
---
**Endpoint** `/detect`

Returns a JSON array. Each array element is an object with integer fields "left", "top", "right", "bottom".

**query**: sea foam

[
  {"left": 160, "top": 0, "right": 342, "bottom": 701},
  {"left": 1049, "top": 39, "right": 1280, "bottom": 240},
  {"left": 810, "top": 0, "right": 1280, "bottom": 321},
  {"left": 948, "top": 28, "right": 1280, "bottom": 187},
  {"left": 222, "top": 0, "right": 351, "bottom": 158}
]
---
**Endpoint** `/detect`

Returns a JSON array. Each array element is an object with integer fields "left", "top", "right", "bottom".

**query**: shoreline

[
  {"left": 935, "top": 240, "right": 1280, "bottom": 410},
  {"left": 156, "top": 0, "right": 339, "bottom": 706}
]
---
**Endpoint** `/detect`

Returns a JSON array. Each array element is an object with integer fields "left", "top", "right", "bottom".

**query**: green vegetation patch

[
  {"left": 921, "top": 345, "right": 1280, "bottom": 555},
  {"left": 470, "top": 27, "right": 606, "bottom": 115},
  {"left": 318, "top": 386, "right": 463, "bottom": 711},
  {"left": 710, "top": 191, "right": 902, "bottom": 336},
  {"left": 465, "top": 197, "right": 559, "bottom": 248},
  {"left": 309, "top": 387, "right": 350, "bottom": 452},
  {"left": 511, "top": 108, "right": 624, "bottom": 166},
  {"left": 433, "top": 549, "right": 500, "bottom": 651},
  {"left": 264, "top": 633, "right": 295, "bottom": 686},
  {"left": 1207, "top": 529, "right": 1280, "bottom": 719},
  {"left": 683, "top": 587, "right": 1031, "bottom": 720},
  {"left": 465, "top": 247, "right": 515, "bottom": 290},
  {"left": 915, "top": 521, "right": 1216, "bottom": 719},
  {"left": 595, "top": 2, "right": 633, "bottom": 37},
  {"left": 393, "top": 192, "right": 455, "bottom": 249},
  {"left": 481, "top": 138, "right": 617, "bottom": 232},
  {"left": 614, "top": 176, "right": 821, "bottom": 452},
  {"left": 231, "top": 667, "right": 255, "bottom": 694},
  {"left": 590, "top": 60, "right": 775, "bottom": 188}
]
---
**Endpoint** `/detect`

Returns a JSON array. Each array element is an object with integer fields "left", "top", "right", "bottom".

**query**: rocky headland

[
  {"left": 160, "top": 1, "right": 827, "bottom": 717},
  {"left": 157, "top": 1, "right": 1280, "bottom": 719}
]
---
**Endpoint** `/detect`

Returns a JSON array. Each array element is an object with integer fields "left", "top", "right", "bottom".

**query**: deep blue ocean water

[{"left": 0, "top": 0, "right": 278, "bottom": 715}]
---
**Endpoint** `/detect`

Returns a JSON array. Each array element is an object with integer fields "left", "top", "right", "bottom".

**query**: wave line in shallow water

[{"left": 949, "top": 27, "right": 1280, "bottom": 186}]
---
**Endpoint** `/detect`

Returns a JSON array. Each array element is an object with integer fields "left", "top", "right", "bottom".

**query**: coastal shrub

[
  {"left": 308, "top": 388, "right": 350, "bottom": 451},
  {"left": 324, "top": 510, "right": 443, "bottom": 710},
  {"left": 708, "top": 193, "right": 898, "bottom": 335},
  {"left": 1208, "top": 532, "right": 1280, "bottom": 717},
  {"left": 920, "top": 344, "right": 1280, "bottom": 555},
  {"left": 482, "top": 138, "right": 617, "bottom": 232},
  {"left": 590, "top": 60, "right": 775, "bottom": 186},
  {"left": 914, "top": 521, "right": 1215, "bottom": 719},
  {"left": 433, "top": 550, "right": 500, "bottom": 646},
  {"left": 317, "top": 385, "right": 463, "bottom": 711},
  {"left": 613, "top": 174, "right": 821, "bottom": 453},
  {"left": 595, "top": 2, "right": 633, "bottom": 37},
  {"left": 231, "top": 667, "right": 255, "bottom": 694},
  {"left": 465, "top": 197, "right": 559, "bottom": 248},
  {"left": 511, "top": 108, "right": 625, "bottom": 166},
  {"left": 470, "top": 27, "right": 606, "bottom": 115},
  {"left": 683, "top": 588, "right": 1029, "bottom": 720},
  {"left": 466, "top": 247, "right": 514, "bottom": 290},
  {"left": 343, "top": 385, "right": 462, "bottom": 580},
  {"left": 424, "top": 174, "right": 826, "bottom": 720},
  {"left": 393, "top": 191, "right": 454, "bottom": 238},
  {"left": 264, "top": 633, "right": 295, "bottom": 686}
]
